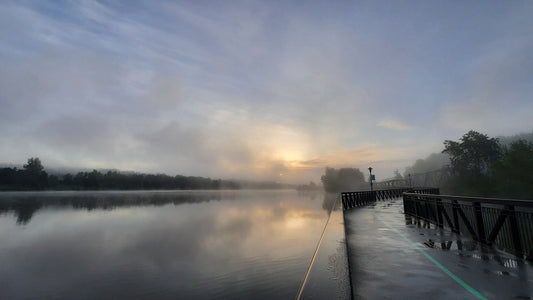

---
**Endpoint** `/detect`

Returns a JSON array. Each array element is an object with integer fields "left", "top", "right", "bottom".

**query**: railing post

[
  {"left": 436, "top": 197, "right": 444, "bottom": 228},
  {"left": 452, "top": 200, "right": 460, "bottom": 233},
  {"left": 473, "top": 202, "right": 486, "bottom": 243},
  {"left": 414, "top": 195, "right": 420, "bottom": 219},
  {"left": 403, "top": 193, "right": 413, "bottom": 215},
  {"left": 507, "top": 205, "right": 523, "bottom": 257},
  {"left": 424, "top": 196, "right": 431, "bottom": 222},
  {"left": 402, "top": 193, "right": 408, "bottom": 214}
]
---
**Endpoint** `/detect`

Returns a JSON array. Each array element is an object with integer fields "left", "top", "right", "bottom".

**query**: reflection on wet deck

[{"left": 344, "top": 198, "right": 533, "bottom": 299}]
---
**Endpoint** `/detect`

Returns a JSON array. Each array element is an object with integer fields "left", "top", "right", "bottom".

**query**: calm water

[{"left": 0, "top": 190, "right": 346, "bottom": 299}]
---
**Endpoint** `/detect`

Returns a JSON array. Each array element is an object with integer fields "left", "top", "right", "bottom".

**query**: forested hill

[{"left": 0, "top": 158, "right": 292, "bottom": 191}]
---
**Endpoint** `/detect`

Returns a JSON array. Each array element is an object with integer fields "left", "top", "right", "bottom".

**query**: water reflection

[
  {"left": 321, "top": 192, "right": 340, "bottom": 214},
  {"left": 0, "top": 191, "right": 227, "bottom": 225},
  {"left": 405, "top": 214, "right": 528, "bottom": 271},
  {"left": 0, "top": 190, "right": 335, "bottom": 299},
  {"left": 10, "top": 198, "right": 43, "bottom": 225},
  {"left": 0, "top": 191, "right": 338, "bottom": 226}
]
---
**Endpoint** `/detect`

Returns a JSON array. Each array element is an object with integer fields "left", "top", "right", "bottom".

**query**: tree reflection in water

[
  {"left": 0, "top": 190, "right": 336, "bottom": 299},
  {"left": 0, "top": 191, "right": 224, "bottom": 225}
]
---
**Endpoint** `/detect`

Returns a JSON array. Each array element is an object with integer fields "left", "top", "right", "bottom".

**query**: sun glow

[
  {"left": 247, "top": 124, "right": 315, "bottom": 171},
  {"left": 275, "top": 150, "right": 305, "bottom": 163}
]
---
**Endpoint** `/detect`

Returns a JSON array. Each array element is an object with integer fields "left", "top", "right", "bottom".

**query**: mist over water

[{"left": 0, "top": 190, "right": 341, "bottom": 299}]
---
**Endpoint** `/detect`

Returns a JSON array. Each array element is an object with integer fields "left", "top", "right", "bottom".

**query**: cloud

[
  {"left": 377, "top": 120, "right": 412, "bottom": 131},
  {"left": 438, "top": 5, "right": 533, "bottom": 137},
  {"left": 1, "top": 1, "right": 532, "bottom": 182}
]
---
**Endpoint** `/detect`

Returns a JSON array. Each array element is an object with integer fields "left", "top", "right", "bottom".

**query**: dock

[{"left": 343, "top": 197, "right": 533, "bottom": 299}]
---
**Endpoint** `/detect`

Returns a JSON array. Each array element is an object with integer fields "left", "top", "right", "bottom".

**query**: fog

[{"left": 1, "top": 1, "right": 532, "bottom": 183}]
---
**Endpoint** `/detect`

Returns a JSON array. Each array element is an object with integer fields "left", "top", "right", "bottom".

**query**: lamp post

[
  {"left": 368, "top": 167, "right": 373, "bottom": 191},
  {"left": 408, "top": 173, "right": 412, "bottom": 189}
]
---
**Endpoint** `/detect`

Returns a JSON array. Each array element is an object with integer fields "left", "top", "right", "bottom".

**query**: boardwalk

[{"left": 344, "top": 197, "right": 533, "bottom": 299}]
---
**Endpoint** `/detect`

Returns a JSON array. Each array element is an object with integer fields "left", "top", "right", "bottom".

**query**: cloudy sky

[{"left": 1, "top": 1, "right": 532, "bottom": 183}]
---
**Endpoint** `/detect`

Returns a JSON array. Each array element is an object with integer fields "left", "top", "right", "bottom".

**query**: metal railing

[
  {"left": 341, "top": 188, "right": 439, "bottom": 210},
  {"left": 403, "top": 193, "right": 533, "bottom": 258}
]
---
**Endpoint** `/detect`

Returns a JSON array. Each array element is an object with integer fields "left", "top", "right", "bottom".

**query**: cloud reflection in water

[{"left": 0, "top": 190, "right": 330, "bottom": 299}]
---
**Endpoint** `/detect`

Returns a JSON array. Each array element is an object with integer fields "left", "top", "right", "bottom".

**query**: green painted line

[{"left": 375, "top": 214, "right": 488, "bottom": 300}]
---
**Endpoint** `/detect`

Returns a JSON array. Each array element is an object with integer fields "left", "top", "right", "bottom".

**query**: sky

[{"left": 1, "top": 0, "right": 532, "bottom": 184}]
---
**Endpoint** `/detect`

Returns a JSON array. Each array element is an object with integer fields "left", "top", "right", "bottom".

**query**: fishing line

[{"left": 295, "top": 194, "right": 338, "bottom": 300}]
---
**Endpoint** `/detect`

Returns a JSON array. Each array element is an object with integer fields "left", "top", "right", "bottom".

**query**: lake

[{"left": 0, "top": 190, "right": 349, "bottom": 299}]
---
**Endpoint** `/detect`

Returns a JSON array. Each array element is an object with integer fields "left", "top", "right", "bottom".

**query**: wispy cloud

[
  {"left": 1, "top": 1, "right": 532, "bottom": 182},
  {"left": 377, "top": 120, "right": 412, "bottom": 131}
]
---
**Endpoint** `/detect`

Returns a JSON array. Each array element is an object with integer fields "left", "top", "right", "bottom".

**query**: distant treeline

[
  {"left": 0, "top": 158, "right": 290, "bottom": 191},
  {"left": 296, "top": 181, "right": 322, "bottom": 191}
]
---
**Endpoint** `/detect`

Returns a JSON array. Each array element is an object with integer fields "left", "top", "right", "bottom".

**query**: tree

[
  {"left": 0, "top": 167, "right": 18, "bottom": 186},
  {"left": 321, "top": 167, "right": 366, "bottom": 192},
  {"left": 403, "top": 153, "right": 450, "bottom": 177},
  {"left": 443, "top": 130, "right": 501, "bottom": 177},
  {"left": 22, "top": 157, "right": 47, "bottom": 189},
  {"left": 441, "top": 131, "right": 501, "bottom": 196},
  {"left": 491, "top": 140, "right": 533, "bottom": 199},
  {"left": 393, "top": 169, "right": 403, "bottom": 180},
  {"left": 24, "top": 157, "right": 44, "bottom": 174}
]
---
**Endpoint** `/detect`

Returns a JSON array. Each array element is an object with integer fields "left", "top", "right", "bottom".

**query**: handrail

[
  {"left": 341, "top": 188, "right": 440, "bottom": 210},
  {"left": 403, "top": 192, "right": 533, "bottom": 258},
  {"left": 403, "top": 193, "right": 533, "bottom": 207}
]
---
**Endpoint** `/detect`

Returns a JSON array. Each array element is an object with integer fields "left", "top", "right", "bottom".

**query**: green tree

[
  {"left": 23, "top": 157, "right": 48, "bottom": 189},
  {"left": 24, "top": 157, "right": 44, "bottom": 174},
  {"left": 442, "top": 131, "right": 501, "bottom": 196},
  {"left": 0, "top": 167, "right": 18, "bottom": 186},
  {"left": 491, "top": 140, "right": 533, "bottom": 199},
  {"left": 443, "top": 131, "right": 501, "bottom": 177}
]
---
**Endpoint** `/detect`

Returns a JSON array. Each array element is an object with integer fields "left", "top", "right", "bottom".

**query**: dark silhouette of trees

[
  {"left": 441, "top": 131, "right": 501, "bottom": 196},
  {"left": 60, "top": 170, "right": 234, "bottom": 190},
  {"left": 0, "top": 157, "right": 292, "bottom": 191},
  {"left": 491, "top": 140, "right": 533, "bottom": 199},
  {"left": 296, "top": 181, "right": 321, "bottom": 191},
  {"left": 24, "top": 157, "right": 44, "bottom": 174},
  {"left": 23, "top": 157, "right": 48, "bottom": 189},
  {"left": 443, "top": 130, "right": 501, "bottom": 177},
  {"left": 0, "top": 167, "right": 18, "bottom": 186},
  {"left": 0, "top": 158, "right": 48, "bottom": 190},
  {"left": 321, "top": 167, "right": 366, "bottom": 192},
  {"left": 442, "top": 131, "right": 533, "bottom": 199}
]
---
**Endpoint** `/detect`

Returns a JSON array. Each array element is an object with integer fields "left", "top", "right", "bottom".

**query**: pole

[{"left": 368, "top": 167, "right": 373, "bottom": 192}]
